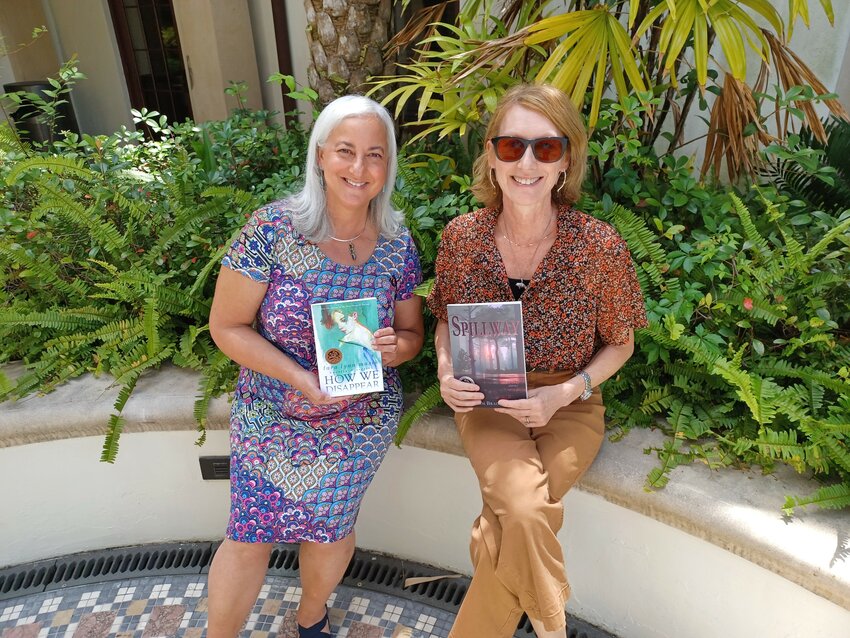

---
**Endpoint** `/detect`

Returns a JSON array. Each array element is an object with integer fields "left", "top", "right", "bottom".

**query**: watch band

[{"left": 577, "top": 370, "right": 592, "bottom": 400}]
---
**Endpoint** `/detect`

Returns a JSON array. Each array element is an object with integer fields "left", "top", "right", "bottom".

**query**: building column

[{"left": 172, "top": 0, "right": 262, "bottom": 122}]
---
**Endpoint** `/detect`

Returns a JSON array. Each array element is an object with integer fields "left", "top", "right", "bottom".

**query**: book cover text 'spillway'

[{"left": 448, "top": 301, "right": 527, "bottom": 407}]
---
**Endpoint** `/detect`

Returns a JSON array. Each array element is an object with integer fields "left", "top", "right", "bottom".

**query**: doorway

[{"left": 107, "top": 0, "right": 192, "bottom": 123}]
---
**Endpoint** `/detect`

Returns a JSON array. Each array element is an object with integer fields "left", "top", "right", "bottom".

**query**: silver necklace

[
  {"left": 328, "top": 221, "right": 368, "bottom": 262},
  {"left": 501, "top": 214, "right": 555, "bottom": 290}
]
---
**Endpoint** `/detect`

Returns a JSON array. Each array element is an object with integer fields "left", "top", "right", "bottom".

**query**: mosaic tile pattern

[{"left": 0, "top": 574, "right": 456, "bottom": 638}]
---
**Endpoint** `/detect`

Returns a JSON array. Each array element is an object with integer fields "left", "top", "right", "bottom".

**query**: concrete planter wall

[{"left": 1, "top": 365, "right": 849, "bottom": 638}]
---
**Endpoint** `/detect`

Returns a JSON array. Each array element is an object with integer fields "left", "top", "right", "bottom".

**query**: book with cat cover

[
  {"left": 311, "top": 297, "right": 384, "bottom": 397},
  {"left": 447, "top": 301, "right": 527, "bottom": 407}
]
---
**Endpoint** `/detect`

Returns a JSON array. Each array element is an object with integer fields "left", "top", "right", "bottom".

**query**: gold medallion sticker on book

[{"left": 325, "top": 348, "right": 343, "bottom": 364}]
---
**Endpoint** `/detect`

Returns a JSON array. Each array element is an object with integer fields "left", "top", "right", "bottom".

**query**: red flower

[
  {"left": 26, "top": 230, "right": 39, "bottom": 239},
  {"left": 743, "top": 298, "right": 754, "bottom": 311}
]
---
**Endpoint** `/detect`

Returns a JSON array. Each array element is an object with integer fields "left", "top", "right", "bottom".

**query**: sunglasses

[{"left": 491, "top": 136, "right": 570, "bottom": 163}]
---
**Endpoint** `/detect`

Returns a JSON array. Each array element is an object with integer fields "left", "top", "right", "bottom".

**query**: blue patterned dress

[{"left": 220, "top": 202, "right": 422, "bottom": 544}]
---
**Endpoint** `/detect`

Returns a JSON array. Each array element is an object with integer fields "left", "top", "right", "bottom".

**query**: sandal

[{"left": 297, "top": 608, "right": 331, "bottom": 638}]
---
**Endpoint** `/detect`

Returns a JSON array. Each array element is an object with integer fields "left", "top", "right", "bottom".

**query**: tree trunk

[{"left": 304, "top": 0, "right": 392, "bottom": 104}]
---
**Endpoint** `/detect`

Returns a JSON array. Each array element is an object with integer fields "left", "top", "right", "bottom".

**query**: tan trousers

[{"left": 449, "top": 372, "right": 606, "bottom": 637}]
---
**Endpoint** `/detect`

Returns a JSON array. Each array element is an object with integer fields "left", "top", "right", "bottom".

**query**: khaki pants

[{"left": 449, "top": 372, "right": 606, "bottom": 637}]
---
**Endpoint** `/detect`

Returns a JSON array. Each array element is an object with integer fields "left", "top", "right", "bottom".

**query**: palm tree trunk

[{"left": 304, "top": 0, "right": 392, "bottom": 104}]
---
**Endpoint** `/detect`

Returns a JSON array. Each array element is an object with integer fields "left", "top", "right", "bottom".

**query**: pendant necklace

[
  {"left": 501, "top": 213, "right": 555, "bottom": 290},
  {"left": 329, "top": 220, "right": 368, "bottom": 262}
]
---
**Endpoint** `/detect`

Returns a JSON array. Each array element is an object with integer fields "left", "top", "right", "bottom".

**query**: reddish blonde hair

[{"left": 471, "top": 84, "right": 587, "bottom": 209}]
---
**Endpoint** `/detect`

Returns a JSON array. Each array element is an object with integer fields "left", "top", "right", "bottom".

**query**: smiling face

[
  {"left": 317, "top": 115, "right": 388, "bottom": 216},
  {"left": 487, "top": 104, "right": 570, "bottom": 208}
]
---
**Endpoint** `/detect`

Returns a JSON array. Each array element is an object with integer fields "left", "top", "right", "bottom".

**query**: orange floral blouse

[{"left": 427, "top": 205, "right": 648, "bottom": 372}]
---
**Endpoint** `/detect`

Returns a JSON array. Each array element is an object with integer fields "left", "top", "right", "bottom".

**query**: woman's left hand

[
  {"left": 495, "top": 382, "right": 583, "bottom": 428},
  {"left": 372, "top": 327, "right": 400, "bottom": 367}
]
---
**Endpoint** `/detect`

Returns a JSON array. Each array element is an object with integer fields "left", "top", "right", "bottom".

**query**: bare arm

[
  {"left": 372, "top": 295, "right": 425, "bottom": 367},
  {"left": 496, "top": 331, "right": 635, "bottom": 427},
  {"left": 209, "top": 266, "right": 335, "bottom": 404},
  {"left": 434, "top": 319, "right": 484, "bottom": 412}
]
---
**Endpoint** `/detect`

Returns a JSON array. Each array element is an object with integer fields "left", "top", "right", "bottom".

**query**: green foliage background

[{"left": 1, "top": 68, "right": 849, "bottom": 513}]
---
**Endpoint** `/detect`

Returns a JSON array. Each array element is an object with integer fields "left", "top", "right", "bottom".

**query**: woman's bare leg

[
  {"left": 207, "top": 539, "right": 274, "bottom": 638},
  {"left": 296, "top": 533, "right": 356, "bottom": 631}
]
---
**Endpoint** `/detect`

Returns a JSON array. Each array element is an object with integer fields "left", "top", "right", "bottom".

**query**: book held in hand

[
  {"left": 447, "top": 301, "right": 527, "bottom": 407},
  {"left": 311, "top": 297, "right": 384, "bottom": 397}
]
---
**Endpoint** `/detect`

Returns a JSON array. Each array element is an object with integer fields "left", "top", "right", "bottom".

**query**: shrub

[
  {"left": 0, "top": 85, "right": 311, "bottom": 461},
  {"left": 396, "top": 95, "right": 850, "bottom": 512}
]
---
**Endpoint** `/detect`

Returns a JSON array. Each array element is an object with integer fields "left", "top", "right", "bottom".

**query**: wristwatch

[{"left": 577, "top": 370, "right": 592, "bottom": 401}]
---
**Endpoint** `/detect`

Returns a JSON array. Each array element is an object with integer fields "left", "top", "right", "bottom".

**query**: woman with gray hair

[{"left": 206, "top": 95, "right": 424, "bottom": 638}]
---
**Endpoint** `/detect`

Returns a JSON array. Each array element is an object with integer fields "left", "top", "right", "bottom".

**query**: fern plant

[
  {"left": 605, "top": 190, "right": 850, "bottom": 511},
  {"left": 0, "top": 154, "right": 257, "bottom": 461},
  {"left": 0, "top": 84, "right": 315, "bottom": 461}
]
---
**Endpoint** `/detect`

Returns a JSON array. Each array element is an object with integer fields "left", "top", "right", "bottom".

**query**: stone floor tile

[
  {"left": 50, "top": 610, "right": 73, "bottom": 627},
  {"left": 328, "top": 606, "right": 346, "bottom": 628},
  {"left": 125, "top": 599, "right": 148, "bottom": 616},
  {"left": 0, "top": 573, "right": 468, "bottom": 638},
  {"left": 260, "top": 598, "right": 281, "bottom": 616},
  {"left": 72, "top": 611, "right": 116, "bottom": 638},
  {"left": 1, "top": 623, "right": 42, "bottom": 638},
  {"left": 346, "top": 621, "right": 384, "bottom": 638},
  {"left": 274, "top": 610, "right": 298, "bottom": 638},
  {"left": 142, "top": 604, "right": 185, "bottom": 638}
]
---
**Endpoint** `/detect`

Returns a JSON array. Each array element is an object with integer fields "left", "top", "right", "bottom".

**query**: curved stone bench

[{"left": 1, "top": 364, "right": 849, "bottom": 638}]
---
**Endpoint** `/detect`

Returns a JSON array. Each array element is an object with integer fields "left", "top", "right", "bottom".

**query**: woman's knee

[
  {"left": 219, "top": 538, "right": 274, "bottom": 563},
  {"left": 485, "top": 488, "right": 558, "bottom": 525}
]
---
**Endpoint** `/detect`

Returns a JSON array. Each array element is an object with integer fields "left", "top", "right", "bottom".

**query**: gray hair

[{"left": 288, "top": 95, "right": 402, "bottom": 242}]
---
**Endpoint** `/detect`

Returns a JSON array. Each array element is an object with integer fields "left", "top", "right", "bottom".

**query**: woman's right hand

[
  {"left": 291, "top": 369, "right": 340, "bottom": 406},
  {"left": 439, "top": 372, "right": 484, "bottom": 413}
]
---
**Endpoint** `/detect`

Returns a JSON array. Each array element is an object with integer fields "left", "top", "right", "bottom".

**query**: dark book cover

[{"left": 447, "top": 301, "right": 527, "bottom": 407}]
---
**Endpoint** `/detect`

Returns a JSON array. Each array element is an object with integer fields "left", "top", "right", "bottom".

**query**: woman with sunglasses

[{"left": 427, "top": 84, "right": 646, "bottom": 638}]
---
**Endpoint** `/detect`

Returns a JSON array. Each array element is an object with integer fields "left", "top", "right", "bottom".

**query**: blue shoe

[{"left": 297, "top": 608, "right": 331, "bottom": 638}]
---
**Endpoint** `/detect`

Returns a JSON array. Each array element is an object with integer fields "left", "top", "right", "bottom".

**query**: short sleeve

[
  {"left": 395, "top": 231, "right": 423, "bottom": 301},
  {"left": 221, "top": 207, "right": 278, "bottom": 283},
  {"left": 596, "top": 233, "right": 648, "bottom": 345},
  {"left": 425, "top": 222, "right": 458, "bottom": 322}
]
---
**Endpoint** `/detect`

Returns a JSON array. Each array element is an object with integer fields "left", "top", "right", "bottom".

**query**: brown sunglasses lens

[{"left": 493, "top": 137, "right": 567, "bottom": 162}]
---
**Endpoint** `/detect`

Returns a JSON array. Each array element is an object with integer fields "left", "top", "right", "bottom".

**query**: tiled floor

[{"left": 0, "top": 574, "right": 456, "bottom": 638}]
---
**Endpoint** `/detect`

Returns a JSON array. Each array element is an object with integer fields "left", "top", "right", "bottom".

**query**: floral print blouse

[{"left": 427, "top": 205, "right": 647, "bottom": 372}]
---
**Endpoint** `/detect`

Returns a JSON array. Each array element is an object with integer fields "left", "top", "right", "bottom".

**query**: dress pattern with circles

[{"left": 221, "top": 202, "right": 421, "bottom": 543}]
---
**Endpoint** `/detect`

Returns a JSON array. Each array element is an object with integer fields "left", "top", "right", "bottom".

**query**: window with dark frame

[{"left": 107, "top": 0, "right": 192, "bottom": 124}]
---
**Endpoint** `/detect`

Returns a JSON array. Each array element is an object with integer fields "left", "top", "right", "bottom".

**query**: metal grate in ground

[{"left": 0, "top": 542, "right": 616, "bottom": 637}]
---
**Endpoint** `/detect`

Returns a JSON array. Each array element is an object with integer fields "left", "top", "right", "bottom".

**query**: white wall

[
  {"left": 837, "top": 28, "right": 850, "bottom": 108},
  {"left": 673, "top": 3, "right": 850, "bottom": 168},
  {"left": 246, "top": 0, "right": 312, "bottom": 127},
  {"left": 0, "top": 431, "right": 230, "bottom": 567},
  {"left": 247, "top": 0, "right": 285, "bottom": 126},
  {"left": 361, "top": 446, "right": 850, "bottom": 638},
  {"left": 2, "top": 434, "right": 849, "bottom": 638},
  {"left": 43, "top": 0, "right": 133, "bottom": 135}
]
